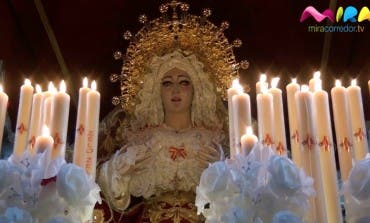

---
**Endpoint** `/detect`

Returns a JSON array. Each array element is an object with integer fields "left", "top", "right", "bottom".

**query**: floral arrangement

[
  {"left": 342, "top": 154, "right": 370, "bottom": 223},
  {"left": 195, "top": 143, "right": 315, "bottom": 223},
  {"left": 0, "top": 150, "right": 101, "bottom": 223}
]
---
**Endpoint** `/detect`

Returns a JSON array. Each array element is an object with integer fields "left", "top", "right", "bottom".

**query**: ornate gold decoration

[
  {"left": 110, "top": 0, "right": 248, "bottom": 112},
  {"left": 144, "top": 191, "right": 204, "bottom": 223}
]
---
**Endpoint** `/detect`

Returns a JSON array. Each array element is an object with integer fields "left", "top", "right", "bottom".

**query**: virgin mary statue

[{"left": 95, "top": 1, "right": 247, "bottom": 222}]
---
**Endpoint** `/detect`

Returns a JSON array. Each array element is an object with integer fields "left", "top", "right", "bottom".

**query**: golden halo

[{"left": 110, "top": 0, "right": 249, "bottom": 113}]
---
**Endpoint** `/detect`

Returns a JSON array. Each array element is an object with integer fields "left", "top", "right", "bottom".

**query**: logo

[
  {"left": 300, "top": 6, "right": 370, "bottom": 23},
  {"left": 300, "top": 6, "right": 369, "bottom": 32}
]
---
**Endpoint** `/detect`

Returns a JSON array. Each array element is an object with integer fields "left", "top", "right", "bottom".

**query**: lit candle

[
  {"left": 85, "top": 80, "right": 100, "bottom": 179},
  {"left": 257, "top": 85, "right": 274, "bottom": 147},
  {"left": 368, "top": 80, "right": 370, "bottom": 97},
  {"left": 232, "top": 82, "right": 251, "bottom": 156},
  {"left": 227, "top": 79, "right": 242, "bottom": 158},
  {"left": 309, "top": 71, "right": 321, "bottom": 92},
  {"left": 49, "top": 80, "right": 70, "bottom": 160},
  {"left": 295, "top": 85, "right": 326, "bottom": 223},
  {"left": 312, "top": 80, "right": 342, "bottom": 223},
  {"left": 241, "top": 126, "right": 258, "bottom": 155},
  {"left": 256, "top": 74, "right": 267, "bottom": 94},
  {"left": 347, "top": 79, "right": 368, "bottom": 160},
  {"left": 286, "top": 78, "right": 302, "bottom": 167},
  {"left": 35, "top": 125, "right": 54, "bottom": 154},
  {"left": 73, "top": 77, "right": 90, "bottom": 167},
  {"left": 13, "top": 78, "right": 34, "bottom": 158},
  {"left": 27, "top": 84, "right": 44, "bottom": 155},
  {"left": 331, "top": 80, "right": 353, "bottom": 181},
  {"left": 42, "top": 82, "right": 56, "bottom": 127},
  {"left": 268, "top": 77, "right": 286, "bottom": 155},
  {"left": 0, "top": 84, "right": 8, "bottom": 153}
]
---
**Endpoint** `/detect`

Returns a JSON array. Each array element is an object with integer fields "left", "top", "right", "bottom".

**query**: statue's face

[{"left": 160, "top": 67, "right": 193, "bottom": 115}]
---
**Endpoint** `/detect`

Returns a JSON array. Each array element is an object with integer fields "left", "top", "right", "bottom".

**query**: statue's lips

[{"left": 171, "top": 97, "right": 181, "bottom": 102}]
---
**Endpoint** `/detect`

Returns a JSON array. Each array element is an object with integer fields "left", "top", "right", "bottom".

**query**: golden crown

[{"left": 109, "top": 0, "right": 249, "bottom": 112}]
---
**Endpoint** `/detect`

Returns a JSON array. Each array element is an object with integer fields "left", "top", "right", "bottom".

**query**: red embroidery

[
  {"left": 77, "top": 124, "right": 85, "bottom": 136},
  {"left": 17, "top": 123, "right": 27, "bottom": 135},
  {"left": 340, "top": 137, "right": 352, "bottom": 153},
  {"left": 276, "top": 142, "right": 285, "bottom": 155},
  {"left": 262, "top": 134, "right": 274, "bottom": 146},
  {"left": 169, "top": 146, "right": 187, "bottom": 161},
  {"left": 302, "top": 135, "right": 315, "bottom": 150},
  {"left": 53, "top": 133, "right": 63, "bottom": 148},
  {"left": 291, "top": 130, "right": 299, "bottom": 144},
  {"left": 318, "top": 136, "right": 331, "bottom": 152},
  {"left": 354, "top": 128, "right": 366, "bottom": 141},
  {"left": 29, "top": 136, "right": 36, "bottom": 148}
]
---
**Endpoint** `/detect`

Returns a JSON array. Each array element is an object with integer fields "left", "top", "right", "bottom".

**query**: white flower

[
  {"left": 56, "top": 164, "right": 99, "bottom": 206},
  {"left": 349, "top": 158, "right": 370, "bottom": 201},
  {"left": 0, "top": 160, "right": 18, "bottom": 195},
  {"left": 0, "top": 207, "right": 33, "bottom": 223},
  {"left": 272, "top": 210, "right": 302, "bottom": 223},
  {"left": 46, "top": 216, "right": 79, "bottom": 223},
  {"left": 268, "top": 156, "right": 301, "bottom": 197}
]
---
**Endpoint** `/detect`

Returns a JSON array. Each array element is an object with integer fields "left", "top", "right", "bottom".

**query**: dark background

[{"left": 0, "top": 0, "right": 369, "bottom": 144}]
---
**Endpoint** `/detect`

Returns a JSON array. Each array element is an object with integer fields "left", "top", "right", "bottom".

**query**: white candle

[
  {"left": 232, "top": 85, "right": 251, "bottom": 156},
  {"left": 73, "top": 77, "right": 90, "bottom": 167},
  {"left": 42, "top": 82, "right": 56, "bottom": 127},
  {"left": 347, "top": 79, "right": 368, "bottom": 160},
  {"left": 268, "top": 77, "right": 286, "bottom": 155},
  {"left": 309, "top": 71, "right": 321, "bottom": 92},
  {"left": 27, "top": 84, "right": 44, "bottom": 155},
  {"left": 49, "top": 80, "right": 70, "bottom": 160},
  {"left": 241, "top": 126, "right": 258, "bottom": 155},
  {"left": 295, "top": 85, "right": 326, "bottom": 223},
  {"left": 35, "top": 125, "right": 54, "bottom": 154},
  {"left": 257, "top": 85, "right": 274, "bottom": 147},
  {"left": 368, "top": 80, "right": 370, "bottom": 96},
  {"left": 227, "top": 79, "right": 242, "bottom": 158},
  {"left": 0, "top": 84, "right": 8, "bottom": 153},
  {"left": 13, "top": 79, "right": 34, "bottom": 158},
  {"left": 331, "top": 80, "right": 353, "bottom": 181},
  {"left": 312, "top": 80, "right": 342, "bottom": 223},
  {"left": 85, "top": 80, "right": 100, "bottom": 179},
  {"left": 286, "top": 78, "right": 302, "bottom": 167}
]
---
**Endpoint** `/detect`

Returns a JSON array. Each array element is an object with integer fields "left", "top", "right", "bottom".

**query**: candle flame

[
  {"left": 301, "top": 85, "right": 309, "bottom": 92},
  {"left": 48, "top": 82, "right": 55, "bottom": 91},
  {"left": 42, "top": 125, "right": 50, "bottom": 137},
  {"left": 246, "top": 126, "right": 253, "bottom": 135},
  {"left": 351, "top": 79, "right": 357, "bottom": 86},
  {"left": 313, "top": 71, "right": 321, "bottom": 79},
  {"left": 91, "top": 80, "right": 97, "bottom": 91},
  {"left": 271, "top": 77, "right": 280, "bottom": 88},
  {"left": 36, "top": 84, "right": 42, "bottom": 93},
  {"left": 259, "top": 74, "right": 267, "bottom": 82},
  {"left": 0, "top": 84, "right": 3, "bottom": 92},
  {"left": 60, "top": 80, "right": 66, "bottom": 93},
  {"left": 335, "top": 80, "right": 341, "bottom": 87},
  {"left": 292, "top": 78, "right": 297, "bottom": 84},
  {"left": 261, "top": 84, "right": 268, "bottom": 93},
  {"left": 24, "top": 79, "right": 31, "bottom": 86},
  {"left": 314, "top": 79, "right": 322, "bottom": 91},
  {"left": 83, "top": 77, "right": 88, "bottom": 88}
]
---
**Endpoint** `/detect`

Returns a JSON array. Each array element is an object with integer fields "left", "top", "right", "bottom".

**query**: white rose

[
  {"left": 268, "top": 156, "right": 301, "bottom": 196},
  {"left": 2, "top": 207, "right": 33, "bottom": 223},
  {"left": 349, "top": 159, "right": 370, "bottom": 201},
  {"left": 0, "top": 161, "right": 19, "bottom": 195},
  {"left": 198, "top": 161, "right": 231, "bottom": 200},
  {"left": 56, "top": 164, "right": 94, "bottom": 206},
  {"left": 272, "top": 210, "right": 302, "bottom": 223}
]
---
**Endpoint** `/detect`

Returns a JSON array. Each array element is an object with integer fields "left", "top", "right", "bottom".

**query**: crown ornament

[{"left": 110, "top": 0, "right": 249, "bottom": 112}]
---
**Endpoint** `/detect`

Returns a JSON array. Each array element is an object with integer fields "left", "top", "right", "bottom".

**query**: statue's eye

[
  {"left": 179, "top": 80, "right": 191, "bottom": 86},
  {"left": 162, "top": 80, "right": 173, "bottom": 87}
]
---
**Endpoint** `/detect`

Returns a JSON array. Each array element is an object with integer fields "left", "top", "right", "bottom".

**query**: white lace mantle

[{"left": 98, "top": 125, "right": 223, "bottom": 211}]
